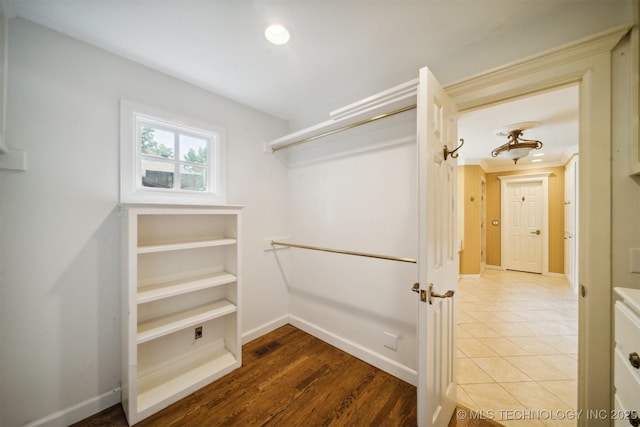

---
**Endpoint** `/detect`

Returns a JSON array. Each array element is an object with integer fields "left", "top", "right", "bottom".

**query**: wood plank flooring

[
  {"left": 75, "top": 325, "right": 415, "bottom": 426},
  {"left": 74, "top": 325, "right": 499, "bottom": 427}
]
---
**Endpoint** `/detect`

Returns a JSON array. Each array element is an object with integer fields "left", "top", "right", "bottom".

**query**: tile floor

[{"left": 456, "top": 269, "right": 578, "bottom": 427}]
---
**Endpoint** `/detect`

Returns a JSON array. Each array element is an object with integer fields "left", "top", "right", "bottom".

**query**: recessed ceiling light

[
  {"left": 265, "top": 24, "right": 290, "bottom": 45},
  {"left": 531, "top": 159, "right": 543, "bottom": 163},
  {"left": 533, "top": 153, "right": 545, "bottom": 157}
]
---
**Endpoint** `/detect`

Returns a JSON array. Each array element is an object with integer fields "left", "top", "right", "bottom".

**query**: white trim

[
  {"left": 241, "top": 314, "right": 290, "bottom": 344},
  {"left": 630, "top": 2, "right": 640, "bottom": 176},
  {"left": 329, "top": 78, "right": 419, "bottom": 121},
  {"left": 25, "top": 388, "right": 121, "bottom": 427},
  {"left": 268, "top": 79, "right": 418, "bottom": 151},
  {"left": 445, "top": 24, "right": 629, "bottom": 422},
  {"left": 459, "top": 274, "right": 481, "bottom": 279},
  {"left": 498, "top": 173, "right": 550, "bottom": 275},
  {"left": 288, "top": 315, "right": 417, "bottom": 386},
  {"left": 0, "top": 5, "right": 7, "bottom": 153},
  {"left": 120, "top": 100, "right": 227, "bottom": 206}
]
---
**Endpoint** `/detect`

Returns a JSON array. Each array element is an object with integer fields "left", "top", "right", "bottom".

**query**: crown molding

[{"left": 444, "top": 24, "right": 632, "bottom": 112}]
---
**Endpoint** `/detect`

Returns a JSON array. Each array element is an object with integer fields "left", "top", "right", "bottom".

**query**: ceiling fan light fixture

[
  {"left": 265, "top": 24, "right": 290, "bottom": 45},
  {"left": 491, "top": 122, "right": 543, "bottom": 164}
]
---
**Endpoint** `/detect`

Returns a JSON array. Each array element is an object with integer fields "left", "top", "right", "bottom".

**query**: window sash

[{"left": 136, "top": 118, "right": 216, "bottom": 194}]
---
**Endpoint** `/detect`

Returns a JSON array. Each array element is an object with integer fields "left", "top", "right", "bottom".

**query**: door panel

[
  {"left": 504, "top": 181, "right": 543, "bottom": 273},
  {"left": 417, "top": 67, "right": 458, "bottom": 427}
]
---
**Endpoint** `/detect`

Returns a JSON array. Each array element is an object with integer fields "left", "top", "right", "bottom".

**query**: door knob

[
  {"left": 630, "top": 352, "right": 640, "bottom": 369},
  {"left": 428, "top": 283, "right": 455, "bottom": 305},
  {"left": 530, "top": 229, "right": 541, "bottom": 235}
]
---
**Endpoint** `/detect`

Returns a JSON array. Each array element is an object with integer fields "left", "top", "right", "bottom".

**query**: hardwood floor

[{"left": 74, "top": 325, "right": 417, "bottom": 427}]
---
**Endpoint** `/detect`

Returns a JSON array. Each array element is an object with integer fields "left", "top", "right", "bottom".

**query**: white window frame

[{"left": 120, "top": 100, "right": 227, "bottom": 205}]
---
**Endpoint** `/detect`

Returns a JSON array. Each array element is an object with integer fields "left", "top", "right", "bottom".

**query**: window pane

[
  {"left": 180, "top": 165, "right": 207, "bottom": 191},
  {"left": 141, "top": 159, "right": 174, "bottom": 189},
  {"left": 140, "top": 127, "right": 175, "bottom": 159},
  {"left": 180, "top": 135, "right": 208, "bottom": 164}
]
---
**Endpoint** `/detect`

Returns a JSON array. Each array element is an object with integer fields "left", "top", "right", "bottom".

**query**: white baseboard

[
  {"left": 288, "top": 315, "right": 417, "bottom": 386},
  {"left": 25, "top": 387, "right": 121, "bottom": 427},
  {"left": 485, "top": 265, "right": 502, "bottom": 270},
  {"left": 241, "top": 314, "right": 290, "bottom": 344},
  {"left": 545, "top": 271, "right": 567, "bottom": 279},
  {"left": 458, "top": 274, "right": 481, "bottom": 279},
  {"left": 28, "top": 314, "right": 415, "bottom": 426}
]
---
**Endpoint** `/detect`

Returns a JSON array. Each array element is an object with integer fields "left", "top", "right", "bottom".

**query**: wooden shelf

[
  {"left": 137, "top": 346, "right": 238, "bottom": 413},
  {"left": 137, "top": 300, "right": 236, "bottom": 344},
  {"left": 138, "top": 272, "right": 236, "bottom": 304},
  {"left": 138, "top": 238, "right": 236, "bottom": 254}
]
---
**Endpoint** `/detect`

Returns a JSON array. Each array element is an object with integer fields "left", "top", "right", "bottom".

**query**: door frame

[
  {"left": 480, "top": 176, "right": 486, "bottom": 272},
  {"left": 445, "top": 25, "right": 630, "bottom": 424},
  {"left": 498, "top": 173, "right": 550, "bottom": 274}
]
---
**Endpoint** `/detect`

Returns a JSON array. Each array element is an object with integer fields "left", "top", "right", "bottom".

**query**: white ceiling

[
  {"left": 3, "top": 0, "right": 628, "bottom": 168},
  {"left": 458, "top": 85, "right": 579, "bottom": 171}
]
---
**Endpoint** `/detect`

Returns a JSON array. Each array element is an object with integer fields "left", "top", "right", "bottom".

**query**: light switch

[{"left": 631, "top": 248, "right": 640, "bottom": 274}]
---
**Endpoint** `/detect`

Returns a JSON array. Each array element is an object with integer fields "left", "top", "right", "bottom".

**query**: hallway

[{"left": 456, "top": 269, "right": 578, "bottom": 427}]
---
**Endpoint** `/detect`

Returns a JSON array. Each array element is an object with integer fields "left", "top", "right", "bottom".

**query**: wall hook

[{"left": 444, "top": 138, "right": 464, "bottom": 160}]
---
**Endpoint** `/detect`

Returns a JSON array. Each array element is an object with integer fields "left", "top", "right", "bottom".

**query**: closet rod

[
  {"left": 270, "top": 240, "right": 417, "bottom": 264},
  {"left": 271, "top": 104, "right": 417, "bottom": 153}
]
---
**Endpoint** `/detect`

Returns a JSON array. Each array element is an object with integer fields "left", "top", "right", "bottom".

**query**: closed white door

[
  {"left": 504, "top": 181, "right": 543, "bottom": 273},
  {"left": 416, "top": 67, "right": 458, "bottom": 427}
]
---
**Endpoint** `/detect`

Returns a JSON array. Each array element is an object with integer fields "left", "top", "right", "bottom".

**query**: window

[{"left": 120, "top": 101, "right": 226, "bottom": 205}]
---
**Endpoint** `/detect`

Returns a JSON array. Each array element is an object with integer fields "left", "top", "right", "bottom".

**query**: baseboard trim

[
  {"left": 288, "top": 315, "right": 417, "bottom": 386},
  {"left": 485, "top": 265, "right": 502, "bottom": 270},
  {"left": 25, "top": 387, "right": 121, "bottom": 427},
  {"left": 459, "top": 274, "right": 481, "bottom": 279},
  {"left": 28, "top": 314, "right": 416, "bottom": 425},
  {"left": 241, "top": 314, "right": 290, "bottom": 344},
  {"left": 545, "top": 272, "right": 566, "bottom": 279}
]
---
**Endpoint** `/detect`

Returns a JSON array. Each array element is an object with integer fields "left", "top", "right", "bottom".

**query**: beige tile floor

[{"left": 456, "top": 269, "right": 578, "bottom": 427}]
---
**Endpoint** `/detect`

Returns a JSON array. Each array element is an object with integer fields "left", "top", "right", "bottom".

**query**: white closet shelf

[
  {"left": 137, "top": 272, "right": 237, "bottom": 304},
  {"left": 137, "top": 346, "right": 237, "bottom": 413},
  {"left": 138, "top": 238, "right": 237, "bottom": 254},
  {"left": 137, "top": 300, "right": 236, "bottom": 344}
]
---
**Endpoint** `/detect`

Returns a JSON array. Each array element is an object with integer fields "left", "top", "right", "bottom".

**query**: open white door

[{"left": 416, "top": 67, "right": 458, "bottom": 427}]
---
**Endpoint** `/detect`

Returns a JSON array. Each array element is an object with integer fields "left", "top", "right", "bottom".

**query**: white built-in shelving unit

[{"left": 121, "top": 205, "right": 242, "bottom": 425}]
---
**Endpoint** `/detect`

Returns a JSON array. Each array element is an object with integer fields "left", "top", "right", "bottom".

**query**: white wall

[
  {"left": 279, "top": 111, "right": 419, "bottom": 383},
  {"left": 0, "top": 18, "right": 289, "bottom": 426}
]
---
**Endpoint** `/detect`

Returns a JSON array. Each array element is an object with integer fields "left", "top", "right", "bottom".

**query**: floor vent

[{"left": 255, "top": 340, "right": 281, "bottom": 356}]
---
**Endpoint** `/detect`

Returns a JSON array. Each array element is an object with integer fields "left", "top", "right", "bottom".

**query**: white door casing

[
  {"left": 445, "top": 26, "right": 628, "bottom": 423},
  {"left": 499, "top": 173, "right": 550, "bottom": 275},
  {"left": 417, "top": 67, "right": 458, "bottom": 427},
  {"left": 481, "top": 177, "right": 487, "bottom": 271},
  {"left": 564, "top": 156, "right": 579, "bottom": 294}
]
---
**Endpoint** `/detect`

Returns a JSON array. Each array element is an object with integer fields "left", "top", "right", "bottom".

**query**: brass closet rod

[
  {"left": 271, "top": 104, "right": 417, "bottom": 153},
  {"left": 270, "top": 240, "right": 417, "bottom": 264}
]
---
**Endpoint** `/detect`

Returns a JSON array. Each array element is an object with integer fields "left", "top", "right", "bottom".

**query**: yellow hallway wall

[
  {"left": 458, "top": 165, "right": 486, "bottom": 275},
  {"left": 485, "top": 167, "right": 565, "bottom": 274}
]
